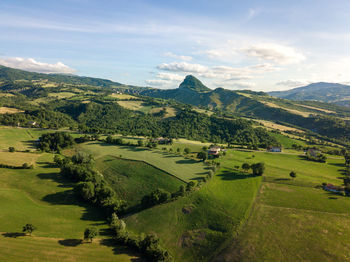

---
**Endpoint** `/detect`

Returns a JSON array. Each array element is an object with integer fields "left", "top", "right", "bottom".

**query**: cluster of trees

[
  {"left": 55, "top": 153, "right": 173, "bottom": 261},
  {"left": 109, "top": 213, "right": 173, "bottom": 262},
  {"left": 241, "top": 162, "right": 265, "bottom": 176},
  {"left": 306, "top": 151, "right": 327, "bottom": 163},
  {"left": 38, "top": 132, "right": 75, "bottom": 152},
  {"left": 141, "top": 182, "right": 199, "bottom": 209},
  {"left": 55, "top": 153, "right": 126, "bottom": 215}
]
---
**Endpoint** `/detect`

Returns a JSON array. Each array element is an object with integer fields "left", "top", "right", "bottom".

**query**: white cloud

[
  {"left": 0, "top": 57, "right": 75, "bottom": 74},
  {"left": 276, "top": 80, "right": 309, "bottom": 88},
  {"left": 164, "top": 52, "right": 192, "bottom": 61},
  {"left": 242, "top": 43, "right": 305, "bottom": 64},
  {"left": 157, "top": 62, "right": 208, "bottom": 73},
  {"left": 145, "top": 79, "right": 170, "bottom": 86},
  {"left": 156, "top": 72, "right": 184, "bottom": 81}
]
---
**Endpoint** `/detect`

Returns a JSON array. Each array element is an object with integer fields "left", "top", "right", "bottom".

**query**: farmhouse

[
  {"left": 267, "top": 146, "right": 282, "bottom": 152},
  {"left": 208, "top": 146, "right": 221, "bottom": 157},
  {"left": 154, "top": 137, "right": 172, "bottom": 144},
  {"left": 27, "top": 121, "right": 37, "bottom": 126}
]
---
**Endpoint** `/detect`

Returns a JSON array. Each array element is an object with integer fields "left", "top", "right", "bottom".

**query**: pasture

[
  {"left": 0, "top": 234, "right": 140, "bottom": 262},
  {"left": 217, "top": 150, "right": 350, "bottom": 262},
  {"left": 125, "top": 156, "right": 262, "bottom": 261},
  {"left": 224, "top": 150, "right": 344, "bottom": 185},
  {"left": 78, "top": 141, "right": 209, "bottom": 182},
  {"left": 0, "top": 127, "right": 47, "bottom": 151}
]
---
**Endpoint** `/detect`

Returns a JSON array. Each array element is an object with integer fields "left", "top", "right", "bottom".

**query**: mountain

[
  {"left": 178, "top": 75, "right": 211, "bottom": 92},
  {"left": 269, "top": 82, "right": 350, "bottom": 107}
]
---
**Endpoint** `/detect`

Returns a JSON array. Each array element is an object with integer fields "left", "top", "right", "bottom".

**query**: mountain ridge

[{"left": 269, "top": 82, "right": 350, "bottom": 107}]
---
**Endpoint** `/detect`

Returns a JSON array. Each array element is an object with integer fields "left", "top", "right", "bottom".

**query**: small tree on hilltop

[
  {"left": 242, "top": 163, "right": 250, "bottom": 172},
  {"left": 9, "top": 147, "right": 15, "bottom": 152},
  {"left": 290, "top": 171, "right": 297, "bottom": 180},
  {"left": 84, "top": 227, "right": 98, "bottom": 243},
  {"left": 22, "top": 224, "right": 36, "bottom": 236}
]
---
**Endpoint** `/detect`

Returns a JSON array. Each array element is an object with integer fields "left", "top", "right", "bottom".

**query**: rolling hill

[{"left": 269, "top": 82, "right": 350, "bottom": 107}]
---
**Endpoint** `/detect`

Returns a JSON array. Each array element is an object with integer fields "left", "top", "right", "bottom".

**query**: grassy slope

[
  {"left": 79, "top": 141, "right": 208, "bottom": 182},
  {"left": 216, "top": 150, "right": 350, "bottom": 262},
  {"left": 0, "top": 127, "right": 140, "bottom": 262},
  {"left": 125, "top": 153, "right": 262, "bottom": 262},
  {"left": 0, "top": 154, "right": 107, "bottom": 238},
  {"left": 95, "top": 156, "right": 184, "bottom": 207},
  {"left": 0, "top": 235, "right": 139, "bottom": 262},
  {"left": 227, "top": 150, "right": 344, "bottom": 185},
  {"left": 0, "top": 127, "right": 48, "bottom": 151}
]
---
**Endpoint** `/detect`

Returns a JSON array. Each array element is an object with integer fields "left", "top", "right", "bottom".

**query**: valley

[{"left": 0, "top": 66, "right": 349, "bottom": 262}]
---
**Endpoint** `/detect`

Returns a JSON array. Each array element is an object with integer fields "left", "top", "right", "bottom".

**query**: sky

[{"left": 1, "top": 0, "right": 350, "bottom": 91}]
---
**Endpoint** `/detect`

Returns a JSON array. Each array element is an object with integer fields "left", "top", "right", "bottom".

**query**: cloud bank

[{"left": 0, "top": 57, "right": 75, "bottom": 74}]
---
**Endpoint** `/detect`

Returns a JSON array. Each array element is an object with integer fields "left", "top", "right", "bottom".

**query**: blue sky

[{"left": 1, "top": 0, "right": 350, "bottom": 91}]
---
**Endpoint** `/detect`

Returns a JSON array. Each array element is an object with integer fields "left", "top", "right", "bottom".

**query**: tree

[
  {"left": 289, "top": 171, "right": 297, "bottom": 179},
  {"left": 196, "top": 151, "right": 207, "bottom": 162},
  {"left": 184, "top": 147, "right": 191, "bottom": 155},
  {"left": 9, "top": 147, "right": 15, "bottom": 152},
  {"left": 137, "top": 140, "right": 144, "bottom": 147},
  {"left": 22, "top": 224, "right": 36, "bottom": 236},
  {"left": 242, "top": 163, "right": 250, "bottom": 172},
  {"left": 251, "top": 162, "right": 265, "bottom": 176},
  {"left": 84, "top": 227, "right": 98, "bottom": 242}
]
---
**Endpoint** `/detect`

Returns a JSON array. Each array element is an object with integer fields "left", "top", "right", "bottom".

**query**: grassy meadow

[
  {"left": 0, "top": 129, "right": 141, "bottom": 261},
  {"left": 125, "top": 155, "right": 262, "bottom": 262},
  {"left": 95, "top": 156, "right": 184, "bottom": 207},
  {"left": 78, "top": 141, "right": 209, "bottom": 182},
  {"left": 216, "top": 149, "right": 350, "bottom": 262}
]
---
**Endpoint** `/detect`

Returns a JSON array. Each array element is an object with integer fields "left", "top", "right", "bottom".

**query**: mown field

[
  {"left": 79, "top": 141, "right": 209, "bottom": 182},
  {"left": 95, "top": 156, "right": 185, "bottom": 207}
]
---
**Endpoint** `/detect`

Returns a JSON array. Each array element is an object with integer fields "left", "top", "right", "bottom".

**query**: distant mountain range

[
  {"left": 1, "top": 65, "right": 350, "bottom": 144},
  {"left": 269, "top": 82, "right": 350, "bottom": 107}
]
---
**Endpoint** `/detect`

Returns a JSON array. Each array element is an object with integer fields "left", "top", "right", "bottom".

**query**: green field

[
  {"left": 0, "top": 234, "right": 140, "bottom": 262},
  {"left": 0, "top": 127, "right": 48, "bottom": 151},
  {"left": 95, "top": 156, "right": 185, "bottom": 207},
  {"left": 79, "top": 141, "right": 209, "bottom": 182},
  {"left": 0, "top": 150, "right": 140, "bottom": 261},
  {"left": 225, "top": 150, "right": 344, "bottom": 185},
  {"left": 216, "top": 150, "right": 350, "bottom": 262},
  {"left": 125, "top": 153, "right": 262, "bottom": 261}
]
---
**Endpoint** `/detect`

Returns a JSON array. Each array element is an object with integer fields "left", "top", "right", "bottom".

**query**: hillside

[
  {"left": 269, "top": 82, "right": 350, "bottom": 107},
  {"left": 139, "top": 76, "right": 350, "bottom": 145}
]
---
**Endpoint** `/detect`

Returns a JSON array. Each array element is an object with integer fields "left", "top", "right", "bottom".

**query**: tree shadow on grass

[
  {"left": 176, "top": 159, "right": 198, "bottom": 164},
  {"left": 37, "top": 172, "right": 74, "bottom": 188},
  {"left": 41, "top": 190, "right": 106, "bottom": 222},
  {"left": 2, "top": 232, "right": 26, "bottom": 238},
  {"left": 100, "top": 238, "right": 144, "bottom": 261},
  {"left": 217, "top": 170, "right": 256, "bottom": 181},
  {"left": 58, "top": 239, "right": 82, "bottom": 247},
  {"left": 36, "top": 161, "right": 56, "bottom": 168}
]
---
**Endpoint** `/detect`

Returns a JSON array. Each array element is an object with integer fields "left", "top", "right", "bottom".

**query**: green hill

[{"left": 269, "top": 82, "right": 350, "bottom": 107}]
